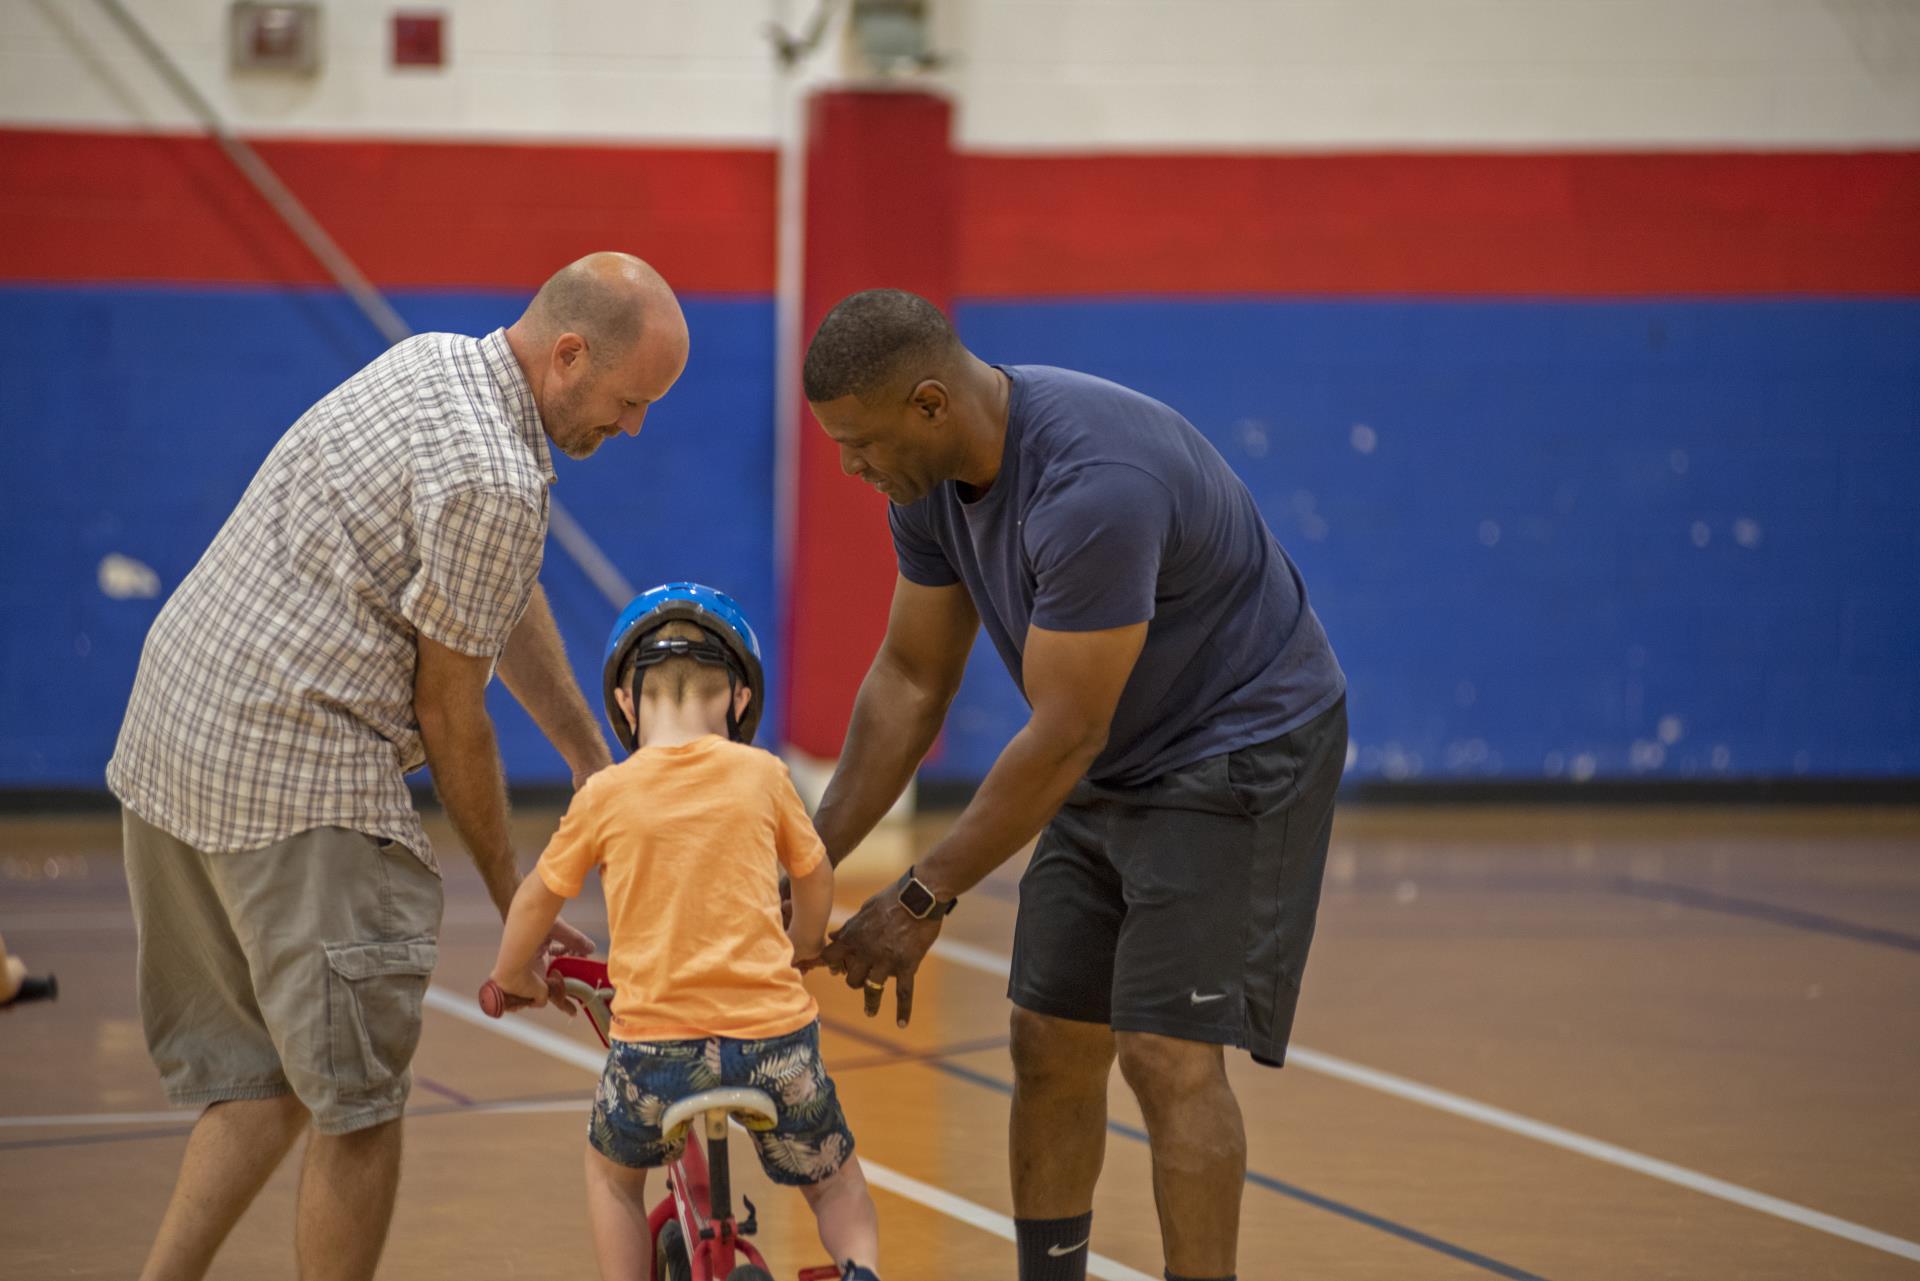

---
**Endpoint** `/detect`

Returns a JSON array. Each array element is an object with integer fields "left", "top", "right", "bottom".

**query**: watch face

[{"left": 899, "top": 877, "right": 935, "bottom": 917}]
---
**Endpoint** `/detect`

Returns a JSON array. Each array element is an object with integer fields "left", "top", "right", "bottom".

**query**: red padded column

[{"left": 782, "top": 90, "right": 957, "bottom": 759}]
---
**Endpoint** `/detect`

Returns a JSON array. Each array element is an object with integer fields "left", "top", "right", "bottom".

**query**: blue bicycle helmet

[{"left": 602, "top": 583, "right": 766, "bottom": 751}]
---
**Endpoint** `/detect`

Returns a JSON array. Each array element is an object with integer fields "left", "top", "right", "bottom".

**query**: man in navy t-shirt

[{"left": 806, "top": 289, "right": 1346, "bottom": 1281}]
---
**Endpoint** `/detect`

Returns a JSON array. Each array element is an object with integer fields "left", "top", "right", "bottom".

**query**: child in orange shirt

[{"left": 489, "top": 583, "right": 880, "bottom": 1281}]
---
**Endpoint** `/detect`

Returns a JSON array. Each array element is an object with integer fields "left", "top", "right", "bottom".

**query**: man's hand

[{"left": 821, "top": 882, "right": 943, "bottom": 1027}]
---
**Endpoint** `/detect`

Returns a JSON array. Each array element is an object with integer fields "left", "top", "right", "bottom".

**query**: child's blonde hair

[{"left": 620, "top": 619, "right": 734, "bottom": 705}]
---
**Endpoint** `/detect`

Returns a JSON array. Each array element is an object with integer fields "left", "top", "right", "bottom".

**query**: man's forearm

[
  {"left": 419, "top": 705, "right": 519, "bottom": 917},
  {"left": 497, "top": 584, "right": 613, "bottom": 782},
  {"left": 914, "top": 723, "right": 1103, "bottom": 902},
  {"left": 813, "top": 658, "right": 951, "bottom": 866}
]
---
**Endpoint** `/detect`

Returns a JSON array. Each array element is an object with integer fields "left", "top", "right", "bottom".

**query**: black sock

[
  {"left": 1016, "top": 1212, "right": 1094, "bottom": 1281},
  {"left": 1165, "top": 1273, "right": 1236, "bottom": 1281},
  {"left": 2, "top": 974, "right": 55, "bottom": 1006}
]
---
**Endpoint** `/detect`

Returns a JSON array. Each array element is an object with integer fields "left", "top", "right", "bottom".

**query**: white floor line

[
  {"left": 914, "top": 932, "right": 1920, "bottom": 1265},
  {"left": 857, "top": 1162, "right": 1155, "bottom": 1281},
  {"left": 36, "top": 906, "right": 1907, "bottom": 1262},
  {"left": 924, "top": 936, "right": 1013, "bottom": 979},
  {"left": 1284, "top": 1046, "right": 1920, "bottom": 1263},
  {"left": 455, "top": 1099, "right": 590, "bottom": 1116},
  {"left": 423, "top": 986, "right": 1155, "bottom": 1281},
  {"left": 423, "top": 985, "right": 608, "bottom": 1072}
]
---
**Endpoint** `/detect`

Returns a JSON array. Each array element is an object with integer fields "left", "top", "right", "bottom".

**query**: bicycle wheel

[
  {"left": 724, "top": 1267, "right": 775, "bottom": 1281},
  {"left": 654, "top": 1220, "right": 693, "bottom": 1281}
]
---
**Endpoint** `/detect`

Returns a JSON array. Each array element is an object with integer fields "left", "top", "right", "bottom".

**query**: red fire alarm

[{"left": 392, "top": 10, "right": 445, "bottom": 67}]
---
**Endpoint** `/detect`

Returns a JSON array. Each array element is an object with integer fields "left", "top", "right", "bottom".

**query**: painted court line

[
  {"left": 857, "top": 1163, "right": 1154, "bottom": 1281},
  {"left": 0, "top": 1098, "right": 591, "bottom": 1143},
  {"left": 422, "top": 987, "right": 1155, "bottom": 1281},
  {"left": 1611, "top": 878, "right": 1920, "bottom": 955},
  {"left": 917, "top": 933, "right": 1920, "bottom": 1265},
  {"left": 424, "top": 985, "right": 606, "bottom": 1071},
  {"left": 0, "top": 1110, "right": 184, "bottom": 1128},
  {"left": 818, "top": 1014, "right": 1549, "bottom": 1281},
  {"left": 1287, "top": 1046, "right": 1920, "bottom": 1264}
]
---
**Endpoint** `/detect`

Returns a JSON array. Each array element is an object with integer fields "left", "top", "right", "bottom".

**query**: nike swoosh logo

[
  {"left": 1190, "top": 991, "right": 1228, "bottom": 1005},
  {"left": 1048, "top": 1238, "right": 1091, "bottom": 1257}
]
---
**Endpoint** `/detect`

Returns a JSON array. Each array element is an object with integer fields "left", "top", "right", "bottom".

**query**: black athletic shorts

[{"left": 1008, "top": 698, "right": 1347, "bottom": 1066}]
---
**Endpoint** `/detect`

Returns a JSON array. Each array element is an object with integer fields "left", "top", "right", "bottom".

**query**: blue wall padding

[
  {"left": 0, "top": 286, "right": 778, "bottom": 786},
  {"left": 931, "top": 299, "right": 1920, "bottom": 783},
  {"left": 2, "top": 288, "right": 1915, "bottom": 787}
]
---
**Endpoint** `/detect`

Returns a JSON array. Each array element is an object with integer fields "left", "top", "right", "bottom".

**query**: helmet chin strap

[
  {"left": 628, "top": 631, "right": 749, "bottom": 746},
  {"left": 627, "top": 662, "right": 646, "bottom": 752}
]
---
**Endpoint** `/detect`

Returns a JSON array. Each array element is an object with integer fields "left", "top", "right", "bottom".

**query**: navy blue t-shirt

[{"left": 889, "top": 365, "right": 1345, "bottom": 786}]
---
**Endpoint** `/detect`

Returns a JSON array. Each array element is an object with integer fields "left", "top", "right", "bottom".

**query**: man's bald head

[
  {"left": 508, "top": 252, "right": 690, "bottom": 460},
  {"left": 520, "top": 252, "right": 677, "bottom": 364}
]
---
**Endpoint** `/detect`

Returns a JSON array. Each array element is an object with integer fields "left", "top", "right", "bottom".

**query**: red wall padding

[
  {"left": 7, "top": 131, "right": 1914, "bottom": 299},
  {"left": 958, "top": 151, "right": 1920, "bottom": 297},
  {"left": 782, "top": 91, "right": 959, "bottom": 759},
  {"left": 0, "top": 129, "right": 776, "bottom": 292}
]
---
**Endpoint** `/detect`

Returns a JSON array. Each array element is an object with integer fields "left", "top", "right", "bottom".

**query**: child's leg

[
  {"left": 800, "top": 1153, "right": 879, "bottom": 1272},
  {"left": 583, "top": 1144, "right": 651, "bottom": 1281}
]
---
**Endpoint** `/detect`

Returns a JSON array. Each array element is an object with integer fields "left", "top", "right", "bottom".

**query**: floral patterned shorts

[{"left": 591, "top": 1020, "right": 855, "bottom": 1186}]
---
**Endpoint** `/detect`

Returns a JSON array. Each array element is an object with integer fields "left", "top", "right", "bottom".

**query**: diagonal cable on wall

[{"left": 88, "top": 0, "right": 636, "bottom": 611}]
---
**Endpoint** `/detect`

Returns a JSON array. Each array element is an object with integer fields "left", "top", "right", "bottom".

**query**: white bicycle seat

[{"left": 662, "top": 1087, "right": 779, "bottom": 1139}]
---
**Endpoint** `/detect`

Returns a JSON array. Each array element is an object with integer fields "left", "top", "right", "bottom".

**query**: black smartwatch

[{"left": 896, "top": 865, "right": 959, "bottom": 920}]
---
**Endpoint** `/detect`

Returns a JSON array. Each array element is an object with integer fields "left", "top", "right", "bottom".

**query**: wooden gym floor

[{"left": 2, "top": 804, "right": 1917, "bottom": 1279}]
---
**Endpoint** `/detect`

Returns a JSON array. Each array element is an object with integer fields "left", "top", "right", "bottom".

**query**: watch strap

[{"left": 898, "top": 865, "right": 959, "bottom": 920}]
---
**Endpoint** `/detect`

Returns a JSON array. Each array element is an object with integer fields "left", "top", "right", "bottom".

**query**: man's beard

[{"left": 548, "top": 380, "right": 608, "bottom": 460}]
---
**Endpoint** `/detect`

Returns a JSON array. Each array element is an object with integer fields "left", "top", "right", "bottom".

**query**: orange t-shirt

[{"left": 535, "top": 736, "right": 826, "bottom": 1042}]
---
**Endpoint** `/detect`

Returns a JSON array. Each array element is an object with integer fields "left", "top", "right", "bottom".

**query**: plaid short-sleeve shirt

[{"left": 108, "top": 330, "right": 556, "bottom": 870}]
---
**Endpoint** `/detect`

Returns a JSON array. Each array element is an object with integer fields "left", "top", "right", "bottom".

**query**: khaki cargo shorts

[{"left": 122, "top": 807, "right": 444, "bottom": 1134}]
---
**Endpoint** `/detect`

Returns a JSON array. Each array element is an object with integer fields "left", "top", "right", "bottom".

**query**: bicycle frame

[
  {"left": 650, "top": 1122, "right": 777, "bottom": 1280},
  {"left": 543, "top": 959, "right": 824, "bottom": 1281}
]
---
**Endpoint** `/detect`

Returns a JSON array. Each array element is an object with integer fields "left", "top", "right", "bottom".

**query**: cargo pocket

[{"left": 323, "top": 937, "right": 437, "bottom": 1098}]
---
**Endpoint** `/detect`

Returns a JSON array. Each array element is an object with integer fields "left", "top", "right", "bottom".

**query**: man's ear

[
  {"left": 553, "top": 331, "right": 588, "bottom": 373},
  {"left": 733, "top": 684, "right": 754, "bottom": 720},
  {"left": 909, "top": 378, "right": 950, "bottom": 423},
  {"left": 615, "top": 685, "right": 638, "bottom": 733}
]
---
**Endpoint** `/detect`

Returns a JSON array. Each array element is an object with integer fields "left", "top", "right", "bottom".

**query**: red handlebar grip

[{"left": 479, "top": 978, "right": 507, "bottom": 1018}]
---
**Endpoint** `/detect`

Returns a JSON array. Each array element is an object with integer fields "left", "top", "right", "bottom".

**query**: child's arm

[
  {"left": 787, "top": 856, "right": 834, "bottom": 964},
  {"left": 491, "top": 873, "right": 568, "bottom": 1005},
  {"left": 770, "top": 756, "right": 833, "bottom": 964}
]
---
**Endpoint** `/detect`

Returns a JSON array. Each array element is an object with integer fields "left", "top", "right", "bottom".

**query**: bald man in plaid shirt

[{"left": 108, "top": 253, "right": 689, "bottom": 1281}]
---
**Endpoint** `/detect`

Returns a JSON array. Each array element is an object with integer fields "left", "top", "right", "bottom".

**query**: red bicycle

[{"left": 483, "top": 957, "right": 841, "bottom": 1281}]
